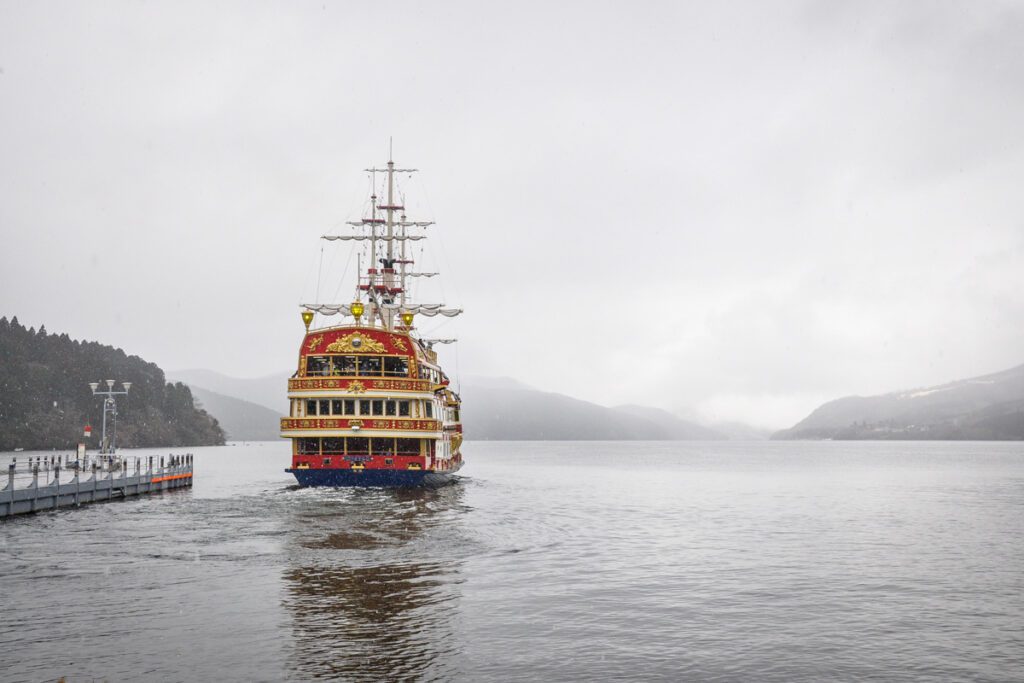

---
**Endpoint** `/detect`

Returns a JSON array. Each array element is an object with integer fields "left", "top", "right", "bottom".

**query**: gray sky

[{"left": 2, "top": 1, "right": 1022, "bottom": 429}]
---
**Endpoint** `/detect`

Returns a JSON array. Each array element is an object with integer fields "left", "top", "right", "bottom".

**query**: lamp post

[{"left": 89, "top": 381, "right": 131, "bottom": 457}]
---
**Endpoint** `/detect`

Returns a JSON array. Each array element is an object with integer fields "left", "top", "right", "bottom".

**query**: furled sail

[
  {"left": 344, "top": 220, "right": 433, "bottom": 228},
  {"left": 301, "top": 304, "right": 354, "bottom": 315},
  {"left": 380, "top": 303, "right": 462, "bottom": 317},
  {"left": 321, "top": 235, "right": 426, "bottom": 241},
  {"left": 301, "top": 303, "right": 462, "bottom": 317},
  {"left": 300, "top": 303, "right": 462, "bottom": 318}
]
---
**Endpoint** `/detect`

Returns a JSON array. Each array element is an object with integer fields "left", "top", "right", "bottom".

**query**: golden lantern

[
  {"left": 301, "top": 310, "right": 314, "bottom": 331},
  {"left": 350, "top": 300, "right": 365, "bottom": 323},
  {"left": 400, "top": 311, "right": 415, "bottom": 327}
]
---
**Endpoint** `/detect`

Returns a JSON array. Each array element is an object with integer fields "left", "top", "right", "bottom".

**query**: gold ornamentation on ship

[
  {"left": 451, "top": 434, "right": 463, "bottom": 452},
  {"left": 390, "top": 335, "right": 408, "bottom": 352},
  {"left": 325, "top": 333, "right": 386, "bottom": 353},
  {"left": 347, "top": 380, "right": 367, "bottom": 394},
  {"left": 306, "top": 335, "right": 324, "bottom": 352}
]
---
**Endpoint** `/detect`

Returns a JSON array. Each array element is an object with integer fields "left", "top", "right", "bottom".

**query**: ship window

[
  {"left": 453, "top": 409, "right": 460, "bottom": 421},
  {"left": 306, "top": 356, "right": 330, "bottom": 376},
  {"left": 318, "top": 399, "right": 330, "bottom": 416},
  {"left": 322, "top": 438, "right": 344, "bottom": 454},
  {"left": 424, "top": 401, "right": 433, "bottom": 418},
  {"left": 372, "top": 399, "right": 384, "bottom": 416},
  {"left": 334, "top": 355, "right": 357, "bottom": 375},
  {"left": 359, "top": 399, "right": 371, "bottom": 415},
  {"left": 331, "top": 399, "right": 343, "bottom": 415},
  {"left": 385, "top": 458, "right": 394, "bottom": 466},
  {"left": 343, "top": 399, "right": 355, "bottom": 415},
  {"left": 357, "top": 356, "right": 382, "bottom": 376},
  {"left": 398, "top": 401, "right": 410, "bottom": 417},
  {"left": 347, "top": 437, "right": 369, "bottom": 455},
  {"left": 371, "top": 438, "right": 393, "bottom": 455},
  {"left": 306, "top": 400, "right": 317, "bottom": 416},
  {"left": 297, "top": 438, "right": 320, "bottom": 455},
  {"left": 384, "top": 357, "right": 408, "bottom": 377},
  {"left": 396, "top": 438, "right": 420, "bottom": 455},
  {"left": 385, "top": 400, "right": 397, "bottom": 416},
  {"left": 322, "top": 458, "right": 331, "bottom": 466}
]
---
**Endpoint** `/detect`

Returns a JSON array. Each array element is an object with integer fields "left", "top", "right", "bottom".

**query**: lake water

[{"left": 1, "top": 440, "right": 1022, "bottom": 682}]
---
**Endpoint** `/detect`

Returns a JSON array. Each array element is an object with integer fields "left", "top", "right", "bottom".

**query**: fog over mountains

[
  {"left": 168, "top": 370, "right": 767, "bottom": 442},
  {"left": 170, "top": 361, "right": 1024, "bottom": 443},
  {"left": 774, "top": 363, "right": 1024, "bottom": 440},
  {"left": 187, "top": 385, "right": 281, "bottom": 442}
]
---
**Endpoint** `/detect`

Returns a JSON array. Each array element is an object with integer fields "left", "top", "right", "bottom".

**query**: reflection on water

[
  {"left": 282, "top": 483, "right": 469, "bottom": 681},
  {"left": 3, "top": 441, "right": 1023, "bottom": 682}
]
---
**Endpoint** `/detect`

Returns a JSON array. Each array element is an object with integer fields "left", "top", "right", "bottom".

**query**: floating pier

[{"left": 0, "top": 453, "right": 193, "bottom": 519}]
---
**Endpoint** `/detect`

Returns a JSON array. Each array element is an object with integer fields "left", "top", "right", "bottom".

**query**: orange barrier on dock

[{"left": 150, "top": 473, "right": 193, "bottom": 484}]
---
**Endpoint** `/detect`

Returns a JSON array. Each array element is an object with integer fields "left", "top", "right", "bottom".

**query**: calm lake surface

[{"left": 1, "top": 440, "right": 1022, "bottom": 682}]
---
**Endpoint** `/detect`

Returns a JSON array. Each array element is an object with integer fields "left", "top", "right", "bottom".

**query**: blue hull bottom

[{"left": 286, "top": 466, "right": 461, "bottom": 488}]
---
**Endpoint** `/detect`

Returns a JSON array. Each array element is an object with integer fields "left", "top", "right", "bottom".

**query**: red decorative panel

[
  {"left": 299, "top": 327, "right": 414, "bottom": 357},
  {"left": 288, "top": 377, "right": 432, "bottom": 392}
]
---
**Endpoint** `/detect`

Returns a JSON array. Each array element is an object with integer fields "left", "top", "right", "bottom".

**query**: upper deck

[{"left": 290, "top": 324, "right": 447, "bottom": 393}]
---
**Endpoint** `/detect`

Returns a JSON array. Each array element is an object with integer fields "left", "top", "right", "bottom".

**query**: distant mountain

[
  {"left": 612, "top": 404, "right": 726, "bottom": 440},
  {"left": 0, "top": 317, "right": 225, "bottom": 450},
  {"left": 707, "top": 421, "right": 772, "bottom": 441},
  {"left": 168, "top": 368, "right": 289, "bottom": 414},
  {"left": 459, "top": 382, "right": 727, "bottom": 440},
  {"left": 176, "top": 369, "right": 736, "bottom": 441},
  {"left": 773, "top": 363, "right": 1024, "bottom": 440},
  {"left": 189, "top": 386, "right": 282, "bottom": 442}
]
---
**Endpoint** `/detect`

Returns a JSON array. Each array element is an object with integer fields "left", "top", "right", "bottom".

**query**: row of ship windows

[
  {"left": 296, "top": 437, "right": 425, "bottom": 455},
  {"left": 304, "top": 355, "right": 447, "bottom": 383},
  {"left": 305, "top": 355, "right": 408, "bottom": 377},
  {"left": 296, "top": 398, "right": 435, "bottom": 418}
]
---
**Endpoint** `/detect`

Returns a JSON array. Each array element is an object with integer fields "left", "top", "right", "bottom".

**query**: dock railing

[{"left": 0, "top": 453, "right": 194, "bottom": 518}]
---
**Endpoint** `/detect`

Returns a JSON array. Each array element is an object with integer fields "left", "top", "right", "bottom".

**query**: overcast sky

[{"left": 2, "top": 1, "right": 1022, "bottom": 429}]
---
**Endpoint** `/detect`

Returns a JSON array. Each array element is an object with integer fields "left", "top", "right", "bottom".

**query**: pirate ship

[{"left": 281, "top": 153, "right": 463, "bottom": 486}]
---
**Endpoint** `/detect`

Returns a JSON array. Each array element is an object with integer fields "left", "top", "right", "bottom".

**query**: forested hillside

[{"left": 0, "top": 317, "right": 225, "bottom": 450}]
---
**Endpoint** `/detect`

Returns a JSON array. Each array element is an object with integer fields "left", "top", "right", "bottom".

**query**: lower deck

[{"left": 287, "top": 434, "right": 461, "bottom": 478}]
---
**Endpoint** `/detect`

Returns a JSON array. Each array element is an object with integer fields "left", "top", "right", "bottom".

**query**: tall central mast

[
  {"left": 369, "top": 178, "right": 378, "bottom": 328},
  {"left": 383, "top": 149, "right": 396, "bottom": 330},
  {"left": 386, "top": 140, "right": 396, "bottom": 265}
]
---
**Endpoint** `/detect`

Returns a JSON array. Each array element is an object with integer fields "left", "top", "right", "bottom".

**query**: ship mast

[
  {"left": 304, "top": 145, "right": 460, "bottom": 335},
  {"left": 368, "top": 180, "right": 378, "bottom": 328},
  {"left": 383, "top": 142, "right": 397, "bottom": 329}
]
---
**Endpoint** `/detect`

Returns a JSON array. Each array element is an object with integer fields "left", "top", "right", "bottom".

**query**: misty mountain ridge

[
  {"left": 171, "top": 368, "right": 762, "bottom": 441},
  {"left": 188, "top": 385, "right": 281, "bottom": 442},
  {"left": 168, "top": 368, "right": 290, "bottom": 414},
  {"left": 774, "top": 362, "right": 1024, "bottom": 440}
]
